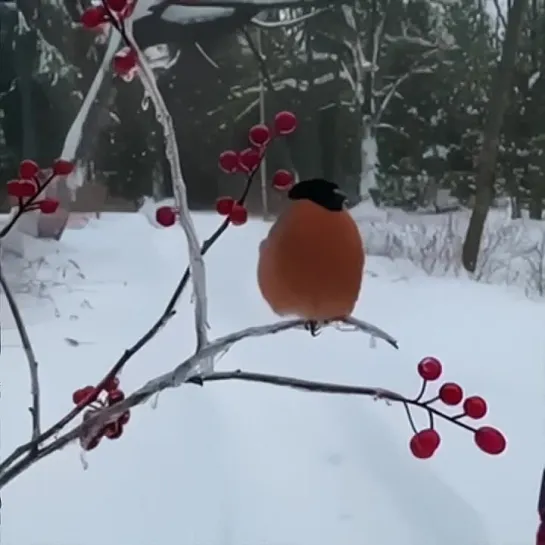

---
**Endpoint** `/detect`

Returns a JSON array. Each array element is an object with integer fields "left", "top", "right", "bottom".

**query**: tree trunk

[
  {"left": 528, "top": 169, "right": 544, "bottom": 219},
  {"left": 462, "top": 0, "right": 528, "bottom": 272},
  {"left": 506, "top": 172, "right": 521, "bottom": 219}
]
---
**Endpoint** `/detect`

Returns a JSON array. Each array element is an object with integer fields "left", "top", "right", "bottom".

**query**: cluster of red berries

[
  {"left": 81, "top": 0, "right": 134, "bottom": 27},
  {"left": 5, "top": 159, "right": 74, "bottom": 215},
  {"left": 72, "top": 376, "right": 130, "bottom": 451},
  {"left": 155, "top": 111, "right": 298, "bottom": 228},
  {"left": 81, "top": 0, "right": 138, "bottom": 78},
  {"left": 408, "top": 356, "right": 506, "bottom": 459}
]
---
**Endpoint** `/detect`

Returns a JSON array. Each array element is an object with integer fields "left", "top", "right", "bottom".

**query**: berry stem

[
  {"left": 414, "top": 379, "right": 428, "bottom": 402},
  {"left": 0, "top": 125, "right": 271, "bottom": 461},
  {"left": 422, "top": 395, "right": 440, "bottom": 405},
  {"left": 402, "top": 403, "right": 419, "bottom": 435},
  {"left": 0, "top": 172, "right": 56, "bottom": 238}
]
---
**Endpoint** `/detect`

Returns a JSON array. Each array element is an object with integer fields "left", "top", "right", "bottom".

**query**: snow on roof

[{"left": 136, "top": 0, "right": 323, "bottom": 24}]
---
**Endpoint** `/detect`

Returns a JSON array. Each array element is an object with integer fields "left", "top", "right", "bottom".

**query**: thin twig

[
  {"left": 0, "top": 267, "right": 40, "bottom": 442},
  {"left": 0, "top": 172, "right": 56, "bottom": 238},
  {"left": 189, "top": 371, "right": 474, "bottom": 434},
  {"left": 241, "top": 27, "right": 296, "bottom": 172},
  {"left": 0, "top": 146, "right": 268, "bottom": 477},
  {"left": 6, "top": 345, "right": 495, "bottom": 493}
]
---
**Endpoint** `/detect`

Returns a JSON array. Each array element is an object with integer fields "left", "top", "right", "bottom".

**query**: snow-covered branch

[
  {"left": 0, "top": 316, "right": 397, "bottom": 489},
  {"left": 375, "top": 55, "right": 441, "bottom": 126},
  {"left": 120, "top": 20, "right": 211, "bottom": 368},
  {"left": 61, "top": 28, "right": 122, "bottom": 195}
]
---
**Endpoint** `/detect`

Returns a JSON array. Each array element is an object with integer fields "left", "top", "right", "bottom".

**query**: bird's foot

[{"left": 304, "top": 320, "right": 322, "bottom": 337}]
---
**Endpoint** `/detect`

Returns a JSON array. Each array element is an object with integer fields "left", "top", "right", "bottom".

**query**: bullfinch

[{"left": 257, "top": 178, "right": 365, "bottom": 334}]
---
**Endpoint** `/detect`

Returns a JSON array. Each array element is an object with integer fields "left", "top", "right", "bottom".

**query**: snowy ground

[{"left": 1, "top": 212, "right": 544, "bottom": 545}]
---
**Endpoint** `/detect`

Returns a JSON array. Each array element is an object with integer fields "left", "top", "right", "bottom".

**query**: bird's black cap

[{"left": 287, "top": 178, "right": 347, "bottom": 211}]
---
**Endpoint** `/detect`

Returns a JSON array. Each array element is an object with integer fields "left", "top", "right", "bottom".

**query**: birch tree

[{"left": 319, "top": 0, "right": 457, "bottom": 202}]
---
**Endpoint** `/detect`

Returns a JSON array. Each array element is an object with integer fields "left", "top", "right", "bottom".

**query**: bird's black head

[{"left": 287, "top": 178, "right": 347, "bottom": 212}]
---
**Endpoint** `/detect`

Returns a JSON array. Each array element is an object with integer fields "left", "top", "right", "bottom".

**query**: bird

[{"left": 257, "top": 178, "right": 365, "bottom": 335}]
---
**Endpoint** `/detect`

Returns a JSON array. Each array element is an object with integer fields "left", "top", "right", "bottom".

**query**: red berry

[
  {"left": 274, "top": 111, "right": 297, "bottom": 135},
  {"left": 463, "top": 396, "right": 487, "bottom": 419},
  {"left": 19, "top": 160, "right": 39, "bottom": 179},
  {"left": 106, "top": 0, "right": 128, "bottom": 12},
  {"left": 238, "top": 148, "right": 261, "bottom": 173},
  {"left": 417, "top": 357, "right": 442, "bottom": 381},
  {"left": 18, "top": 180, "right": 38, "bottom": 198},
  {"left": 81, "top": 6, "right": 108, "bottom": 29},
  {"left": 103, "top": 376, "right": 120, "bottom": 393},
  {"left": 229, "top": 204, "right": 248, "bottom": 226},
  {"left": 39, "top": 198, "right": 60, "bottom": 214},
  {"left": 439, "top": 382, "right": 463, "bottom": 406},
  {"left": 113, "top": 49, "right": 137, "bottom": 75},
  {"left": 474, "top": 426, "right": 506, "bottom": 455},
  {"left": 52, "top": 159, "right": 74, "bottom": 176},
  {"left": 7, "top": 180, "right": 25, "bottom": 198},
  {"left": 215, "top": 196, "right": 235, "bottom": 216},
  {"left": 108, "top": 389, "right": 125, "bottom": 405},
  {"left": 155, "top": 206, "right": 176, "bottom": 227},
  {"left": 119, "top": 411, "right": 131, "bottom": 425},
  {"left": 104, "top": 421, "right": 124, "bottom": 439},
  {"left": 218, "top": 150, "right": 239, "bottom": 174},
  {"left": 271, "top": 169, "right": 295, "bottom": 190},
  {"left": 248, "top": 124, "right": 271, "bottom": 147},
  {"left": 72, "top": 386, "right": 96, "bottom": 405},
  {"left": 409, "top": 429, "right": 441, "bottom": 459}
]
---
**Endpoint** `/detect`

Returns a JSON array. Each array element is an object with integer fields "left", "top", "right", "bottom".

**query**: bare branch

[
  {"left": 194, "top": 41, "right": 220, "bottom": 69},
  {"left": 492, "top": 0, "right": 508, "bottom": 29},
  {"left": 0, "top": 148, "right": 269, "bottom": 479},
  {"left": 0, "top": 267, "right": 41, "bottom": 443},
  {"left": 374, "top": 52, "right": 441, "bottom": 126},
  {"left": 240, "top": 26, "right": 296, "bottom": 171}
]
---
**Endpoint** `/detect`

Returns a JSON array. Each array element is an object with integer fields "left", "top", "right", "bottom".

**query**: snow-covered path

[{"left": 1, "top": 213, "right": 543, "bottom": 545}]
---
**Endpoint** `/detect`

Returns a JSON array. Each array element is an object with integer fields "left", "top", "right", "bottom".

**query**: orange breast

[{"left": 257, "top": 201, "right": 365, "bottom": 321}]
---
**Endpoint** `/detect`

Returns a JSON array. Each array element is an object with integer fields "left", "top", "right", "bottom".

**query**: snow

[
  {"left": 351, "top": 201, "right": 545, "bottom": 294},
  {"left": 134, "top": 0, "right": 322, "bottom": 23},
  {"left": 61, "top": 29, "right": 122, "bottom": 195},
  {"left": 1, "top": 212, "right": 543, "bottom": 545},
  {"left": 161, "top": 5, "right": 235, "bottom": 24},
  {"left": 529, "top": 71, "right": 541, "bottom": 89}
]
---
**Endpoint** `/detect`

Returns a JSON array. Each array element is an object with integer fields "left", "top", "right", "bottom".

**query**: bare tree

[
  {"left": 462, "top": 0, "right": 528, "bottom": 273},
  {"left": 329, "top": 0, "right": 456, "bottom": 201}
]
